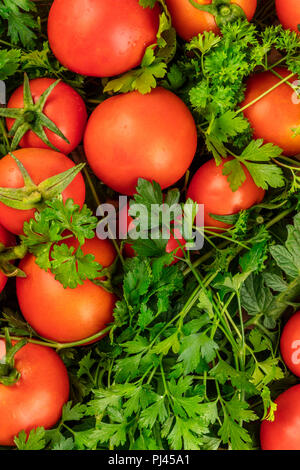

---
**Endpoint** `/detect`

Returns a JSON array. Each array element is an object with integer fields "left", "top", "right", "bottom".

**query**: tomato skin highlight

[
  {"left": 0, "top": 225, "right": 15, "bottom": 293},
  {"left": 0, "top": 148, "right": 86, "bottom": 235},
  {"left": 84, "top": 87, "right": 198, "bottom": 195},
  {"left": 0, "top": 340, "right": 69, "bottom": 446},
  {"left": 241, "top": 67, "right": 300, "bottom": 156},
  {"left": 16, "top": 238, "right": 117, "bottom": 344},
  {"left": 280, "top": 311, "right": 300, "bottom": 377},
  {"left": 165, "top": 0, "right": 257, "bottom": 41},
  {"left": 6, "top": 78, "right": 88, "bottom": 154},
  {"left": 260, "top": 384, "right": 300, "bottom": 450},
  {"left": 47, "top": 0, "right": 160, "bottom": 77},
  {"left": 276, "top": 0, "right": 300, "bottom": 34},
  {"left": 186, "top": 158, "right": 265, "bottom": 230}
]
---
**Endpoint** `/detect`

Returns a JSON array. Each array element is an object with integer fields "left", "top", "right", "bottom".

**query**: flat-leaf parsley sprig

[{"left": 20, "top": 197, "right": 105, "bottom": 289}]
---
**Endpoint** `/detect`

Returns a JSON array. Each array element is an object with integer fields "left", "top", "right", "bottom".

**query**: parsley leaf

[
  {"left": 14, "top": 427, "right": 46, "bottom": 450},
  {"left": 222, "top": 140, "right": 284, "bottom": 191},
  {"left": 270, "top": 213, "right": 300, "bottom": 278},
  {"left": 51, "top": 245, "right": 102, "bottom": 289},
  {"left": 219, "top": 399, "right": 257, "bottom": 450},
  {"left": 0, "top": 49, "right": 20, "bottom": 80},
  {"left": 0, "top": 0, "right": 37, "bottom": 47},
  {"left": 21, "top": 198, "right": 101, "bottom": 288},
  {"left": 104, "top": 48, "right": 167, "bottom": 95}
]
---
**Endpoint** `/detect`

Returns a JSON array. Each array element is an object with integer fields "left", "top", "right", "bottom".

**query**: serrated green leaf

[
  {"left": 122, "top": 336, "right": 149, "bottom": 354},
  {"left": 0, "top": 0, "right": 37, "bottom": 47},
  {"left": 52, "top": 436, "right": 74, "bottom": 451},
  {"left": 240, "top": 139, "right": 283, "bottom": 162},
  {"left": 210, "top": 111, "right": 249, "bottom": 144},
  {"left": 139, "top": 397, "right": 168, "bottom": 429},
  {"left": 243, "top": 162, "right": 285, "bottom": 190},
  {"left": 178, "top": 333, "right": 218, "bottom": 373},
  {"left": 0, "top": 49, "right": 21, "bottom": 80},
  {"left": 218, "top": 412, "right": 253, "bottom": 450},
  {"left": 14, "top": 427, "right": 46, "bottom": 450},
  {"left": 241, "top": 274, "right": 274, "bottom": 317},
  {"left": 186, "top": 31, "right": 221, "bottom": 54},
  {"left": 263, "top": 272, "right": 288, "bottom": 292},
  {"left": 222, "top": 158, "right": 247, "bottom": 192},
  {"left": 62, "top": 402, "right": 86, "bottom": 422},
  {"left": 104, "top": 48, "right": 167, "bottom": 95},
  {"left": 153, "top": 332, "right": 180, "bottom": 355},
  {"left": 77, "top": 351, "right": 97, "bottom": 379}
]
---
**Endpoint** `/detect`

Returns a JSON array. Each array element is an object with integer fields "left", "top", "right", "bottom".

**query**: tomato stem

[
  {"left": 0, "top": 325, "right": 113, "bottom": 351},
  {"left": 183, "top": 204, "right": 297, "bottom": 276},
  {"left": 237, "top": 72, "right": 296, "bottom": 114}
]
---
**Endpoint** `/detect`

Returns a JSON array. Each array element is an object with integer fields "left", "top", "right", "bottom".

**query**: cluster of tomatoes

[{"left": 0, "top": 0, "right": 299, "bottom": 449}]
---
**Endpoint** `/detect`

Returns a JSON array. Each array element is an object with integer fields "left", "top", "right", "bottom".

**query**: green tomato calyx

[
  {"left": 0, "top": 242, "right": 27, "bottom": 278},
  {"left": 188, "top": 0, "right": 247, "bottom": 29},
  {"left": 0, "top": 73, "right": 70, "bottom": 152},
  {"left": 0, "top": 153, "right": 85, "bottom": 211}
]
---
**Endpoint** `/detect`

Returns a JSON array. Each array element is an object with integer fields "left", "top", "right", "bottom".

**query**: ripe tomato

[
  {"left": 76, "top": 237, "right": 116, "bottom": 270},
  {"left": 0, "top": 225, "right": 15, "bottom": 294},
  {"left": 84, "top": 87, "right": 198, "bottom": 195},
  {"left": 260, "top": 384, "right": 300, "bottom": 450},
  {"left": 241, "top": 67, "right": 300, "bottom": 156},
  {"left": 280, "top": 311, "right": 300, "bottom": 377},
  {"left": 16, "top": 238, "right": 117, "bottom": 344},
  {"left": 0, "top": 340, "right": 69, "bottom": 446},
  {"left": 187, "top": 158, "right": 265, "bottom": 230},
  {"left": 6, "top": 78, "right": 87, "bottom": 154},
  {"left": 165, "top": 0, "right": 257, "bottom": 41},
  {"left": 0, "top": 148, "right": 86, "bottom": 235},
  {"left": 48, "top": 0, "right": 160, "bottom": 77},
  {"left": 276, "top": 0, "right": 300, "bottom": 34},
  {"left": 119, "top": 202, "right": 185, "bottom": 263}
]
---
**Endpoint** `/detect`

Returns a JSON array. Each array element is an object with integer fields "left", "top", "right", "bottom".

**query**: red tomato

[
  {"left": 84, "top": 87, "right": 198, "bottom": 195},
  {"left": 280, "top": 311, "right": 300, "bottom": 377},
  {"left": 276, "top": 0, "right": 300, "bottom": 34},
  {"left": 76, "top": 237, "right": 116, "bottom": 270},
  {"left": 6, "top": 78, "right": 87, "bottom": 154},
  {"left": 119, "top": 202, "right": 185, "bottom": 263},
  {"left": 260, "top": 384, "right": 300, "bottom": 450},
  {"left": 0, "top": 225, "right": 15, "bottom": 293},
  {"left": 48, "top": 0, "right": 160, "bottom": 77},
  {"left": 16, "top": 241, "right": 117, "bottom": 344},
  {"left": 165, "top": 0, "right": 257, "bottom": 41},
  {"left": 241, "top": 68, "right": 300, "bottom": 156},
  {"left": 187, "top": 158, "right": 265, "bottom": 230},
  {"left": 0, "top": 148, "right": 86, "bottom": 235},
  {"left": 0, "top": 340, "right": 69, "bottom": 446}
]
